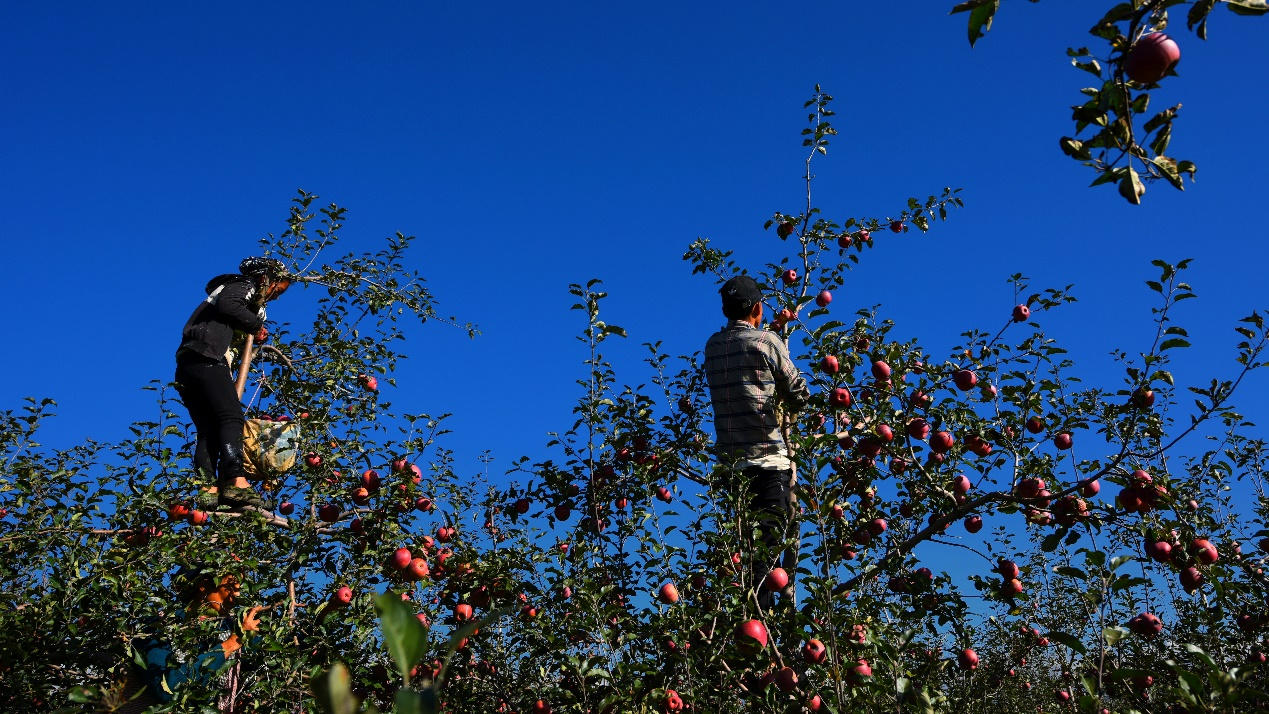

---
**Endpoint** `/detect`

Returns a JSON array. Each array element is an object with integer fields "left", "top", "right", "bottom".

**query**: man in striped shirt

[{"left": 704, "top": 275, "right": 810, "bottom": 610}]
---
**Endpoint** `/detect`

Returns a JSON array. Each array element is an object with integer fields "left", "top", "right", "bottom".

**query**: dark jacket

[{"left": 176, "top": 274, "right": 265, "bottom": 363}]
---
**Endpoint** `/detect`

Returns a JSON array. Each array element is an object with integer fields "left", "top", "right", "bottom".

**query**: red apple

[
  {"left": 802, "top": 638, "right": 827, "bottom": 664},
  {"left": 318, "top": 504, "right": 340, "bottom": 522},
  {"left": 1081, "top": 479, "right": 1100, "bottom": 497},
  {"left": 1053, "top": 432, "right": 1073, "bottom": 450},
  {"left": 1192, "top": 538, "right": 1219, "bottom": 565},
  {"left": 953, "top": 369, "right": 978, "bottom": 391},
  {"left": 1012, "top": 304, "right": 1031, "bottom": 322},
  {"left": 820, "top": 355, "right": 839, "bottom": 374},
  {"left": 830, "top": 504, "right": 845, "bottom": 520},
  {"left": 965, "top": 515, "right": 983, "bottom": 533},
  {"left": 1180, "top": 566, "right": 1204, "bottom": 593},
  {"left": 658, "top": 583, "right": 680, "bottom": 604},
  {"left": 829, "top": 387, "right": 852, "bottom": 408},
  {"left": 782, "top": 269, "right": 798, "bottom": 286},
  {"left": 953, "top": 475, "right": 971, "bottom": 494},
  {"left": 278, "top": 501, "right": 294, "bottom": 516},
  {"left": 996, "top": 559, "right": 1020, "bottom": 579},
  {"left": 775, "top": 666, "right": 798, "bottom": 692},
  {"left": 909, "top": 390, "right": 931, "bottom": 409},
  {"left": 1146, "top": 540, "right": 1172, "bottom": 563},
  {"left": 957, "top": 648, "right": 979, "bottom": 671},
  {"left": 1025, "top": 416, "right": 1045, "bottom": 434},
  {"left": 390, "top": 547, "right": 412, "bottom": 570},
  {"left": 532, "top": 701, "right": 551, "bottom": 714},
  {"left": 305, "top": 453, "right": 322, "bottom": 469},
  {"left": 889, "top": 221, "right": 904, "bottom": 233},
  {"left": 1131, "top": 388, "right": 1156, "bottom": 408},
  {"left": 816, "top": 290, "right": 832, "bottom": 307},
  {"left": 930, "top": 431, "right": 954, "bottom": 453},
  {"left": 168, "top": 503, "right": 191, "bottom": 521},
  {"left": 777, "top": 222, "right": 794, "bottom": 238},
  {"left": 351, "top": 487, "right": 371, "bottom": 506},
  {"left": 454, "top": 603, "right": 473, "bottom": 621},
  {"left": 906, "top": 418, "right": 930, "bottom": 440},
  {"left": 871, "top": 360, "right": 891, "bottom": 379},
  {"left": 656, "top": 486, "right": 672, "bottom": 503},
  {"left": 331, "top": 586, "right": 353, "bottom": 607},
  {"left": 407, "top": 558, "right": 430, "bottom": 580},
  {"left": 554, "top": 504, "right": 571, "bottom": 520},
  {"left": 764, "top": 567, "right": 790, "bottom": 592},
  {"left": 1125, "top": 33, "right": 1181, "bottom": 84},
  {"left": 735, "top": 619, "right": 768, "bottom": 654}
]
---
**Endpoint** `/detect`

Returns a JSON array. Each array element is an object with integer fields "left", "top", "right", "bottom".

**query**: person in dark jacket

[{"left": 174, "top": 257, "right": 290, "bottom": 510}]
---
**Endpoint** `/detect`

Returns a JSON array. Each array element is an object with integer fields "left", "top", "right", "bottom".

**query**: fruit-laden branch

[{"left": 830, "top": 451, "right": 1134, "bottom": 597}]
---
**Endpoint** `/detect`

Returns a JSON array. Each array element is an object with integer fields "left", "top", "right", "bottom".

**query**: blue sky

[{"left": 2, "top": 1, "right": 1266, "bottom": 485}]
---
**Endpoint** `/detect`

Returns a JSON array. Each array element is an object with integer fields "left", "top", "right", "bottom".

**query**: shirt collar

[{"left": 727, "top": 320, "right": 755, "bottom": 330}]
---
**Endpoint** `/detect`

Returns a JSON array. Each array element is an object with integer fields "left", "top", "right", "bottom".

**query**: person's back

[
  {"left": 702, "top": 275, "right": 809, "bottom": 610},
  {"left": 704, "top": 320, "right": 808, "bottom": 466}
]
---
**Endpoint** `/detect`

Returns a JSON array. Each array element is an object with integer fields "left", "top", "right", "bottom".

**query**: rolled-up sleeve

[{"left": 765, "top": 335, "right": 809, "bottom": 412}]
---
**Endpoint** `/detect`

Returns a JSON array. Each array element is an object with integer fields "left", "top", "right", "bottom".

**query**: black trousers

[
  {"left": 727, "top": 466, "right": 791, "bottom": 610},
  {"left": 174, "top": 355, "right": 246, "bottom": 484}
]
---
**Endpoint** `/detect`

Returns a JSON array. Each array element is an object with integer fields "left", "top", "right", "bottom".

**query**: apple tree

[{"left": 2, "top": 92, "right": 1267, "bottom": 714}]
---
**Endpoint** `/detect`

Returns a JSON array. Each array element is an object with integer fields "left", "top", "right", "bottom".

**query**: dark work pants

[
  {"left": 174, "top": 356, "right": 246, "bottom": 485},
  {"left": 730, "top": 466, "right": 791, "bottom": 611}
]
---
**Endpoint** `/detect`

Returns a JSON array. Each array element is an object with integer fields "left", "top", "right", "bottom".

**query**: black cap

[
  {"left": 720, "top": 275, "right": 763, "bottom": 312},
  {"left": 239, "top": 257, "right": 290, "bottom": 280}
]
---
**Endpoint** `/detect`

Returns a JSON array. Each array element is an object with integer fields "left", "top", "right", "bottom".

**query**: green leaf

[
  {"left": 1103, "top": 626, "right": 1130, "bottom": 646},
  {"left": 1073, "top": 59, "right": 1103, "bottom": 77},
  {"left": 1118, "top": 167, "right": 1145, "bottom": 205},
  {"left": 67, "top": 686, "right": 100, "bottom": 703},
  {"left": 1188, "top": 0, "right": 1217, "bottom": 34},
  {"left": 1055, "top": 566, "right": 1087, "bottom": 580},
  {"left": 1060, "top": 137, "right": 1093, "bottom": 161},
  {"left": 1227, "top": 0, "right": 1269, "bottom": 15},
  {"left": 950, "top": 0, "right": 1001, "bottom": 47},
  {"left": 313, "top": 662, "right": 359, "bottom": 714},
  {"left": 394, "top": 688, "right": 437, "bottom": 714},
  {"left": 1184, "top": 643, "right": 1217, "bottom": 670},
  {"left": 1109, "top": 555, "right": 1133, "bottom": 572},
  {"left": 1041, "top": 532, "right": 1062, "bottom": 552},
  {"left": 375, "top": 591, "right": 429, "bottom": 683},
  {"left": 1046, "top": 631, "right": 1088, "bottom": 655},
  {"left": 1159, "top": 338, "right": 1191, "bottom": 351}
]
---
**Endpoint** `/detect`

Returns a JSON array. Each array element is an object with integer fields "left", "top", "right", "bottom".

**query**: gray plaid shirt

[{"left": 704, "top": 320, "right": 810, "bottom": 464}]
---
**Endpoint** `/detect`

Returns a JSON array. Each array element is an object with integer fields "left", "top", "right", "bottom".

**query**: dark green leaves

[
  {"left": 950, "top": 0, "right": 1001, "bottom": 47},
  {"left": 375, "top": 591, "right": 429, "bottom": 684}
]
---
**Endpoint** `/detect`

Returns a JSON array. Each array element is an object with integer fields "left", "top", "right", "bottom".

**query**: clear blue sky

[{"left": 2, "top": 2, "right": 1266, "bottom": 484}]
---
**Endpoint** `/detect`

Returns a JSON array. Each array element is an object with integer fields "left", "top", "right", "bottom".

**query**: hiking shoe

[{"left": 218, "top": 486, "right": 274, "bottom": 511}]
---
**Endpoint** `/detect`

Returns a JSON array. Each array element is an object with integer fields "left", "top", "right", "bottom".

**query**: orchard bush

[{"left": 1, "top": 92, "right": 1267, "bottom": 714}]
